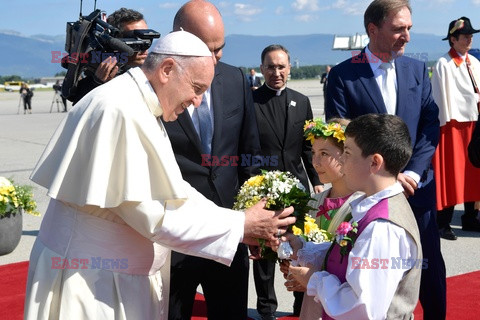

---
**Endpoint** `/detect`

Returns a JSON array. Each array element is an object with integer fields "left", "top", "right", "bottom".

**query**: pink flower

[{"left": 336, "top": 222, "right": 353, "bottom": 236}]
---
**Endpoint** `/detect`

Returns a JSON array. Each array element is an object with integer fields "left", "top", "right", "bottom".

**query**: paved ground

[{"left": 1, "top": 80, "right": 479, "bottom": 319}]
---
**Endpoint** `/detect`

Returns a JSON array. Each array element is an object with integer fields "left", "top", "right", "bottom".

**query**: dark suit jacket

[
  {"left": 163, "top": 61, "right": 261, "bottom": 209},
  {"left": 325, "top": 49, "right": 440, "bottom": 207},
  {"left": 253, "top": 85, "right": 320, "bottom": 191},
  {"left": 248, "top": 75, "right": 262, "bottom": 88}
]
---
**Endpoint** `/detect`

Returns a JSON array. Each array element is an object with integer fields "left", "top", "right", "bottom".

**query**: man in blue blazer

[
  {"left": 163, "top": 1, "right": 261, "bottom": 319},
  {"left": 326, "top": 1, "right": 446, "bottom": 319}
]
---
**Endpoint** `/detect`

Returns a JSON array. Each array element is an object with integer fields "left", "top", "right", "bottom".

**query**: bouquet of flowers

[
  {"left": 0, "top": 177, "right": 40, "bottom": 217},
  {"left": 292, "top": 215, "right": 333, "bottom": 244},
  {"left": 233, "top": 170, "right": 314, "bottom": 260}
]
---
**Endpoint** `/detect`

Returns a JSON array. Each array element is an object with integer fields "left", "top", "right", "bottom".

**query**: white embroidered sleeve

[{"left": 297, "top": 241, "right": 332, "bottom": 269}]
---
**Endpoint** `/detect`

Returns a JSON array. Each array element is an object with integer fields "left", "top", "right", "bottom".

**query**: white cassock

[{"left": 24, "top": 67, "right": 245, "bottom": 319}]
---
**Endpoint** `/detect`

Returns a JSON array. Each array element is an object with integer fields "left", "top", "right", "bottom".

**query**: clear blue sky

[{"left": 1, "top": 0, "right": 480, "bottom": 38}]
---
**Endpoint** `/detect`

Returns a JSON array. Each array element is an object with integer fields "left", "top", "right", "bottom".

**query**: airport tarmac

[{"left": 1, "top": 80, "right": 479, "bottom": 319}]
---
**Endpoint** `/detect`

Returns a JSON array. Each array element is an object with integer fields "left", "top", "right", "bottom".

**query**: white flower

[{"left": 0, "top": 177, "right": 12, "bottom": 188}]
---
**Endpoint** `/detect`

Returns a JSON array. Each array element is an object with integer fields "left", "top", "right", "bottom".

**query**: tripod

[
  {"left": 17, "top": 95, "right": 23, "bottom": 114},
  {"left": 50, "top": 91, "right": 62, "bottom": 113}
]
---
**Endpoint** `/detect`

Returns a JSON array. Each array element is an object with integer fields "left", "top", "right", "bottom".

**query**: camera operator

[
  {"left": 70, "top": 8, "right": 149, "bottom": 105},
  {"left": 53, "top": 80, "right": 68, "bottom": 112}
]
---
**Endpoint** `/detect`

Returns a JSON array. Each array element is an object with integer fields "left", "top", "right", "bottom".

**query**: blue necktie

[{"left": 196, "top": 94, "right": 213, "bottom": 154}]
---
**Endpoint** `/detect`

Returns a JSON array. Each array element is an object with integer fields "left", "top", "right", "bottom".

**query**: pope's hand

[{"left": 242, "top": 198, "right": 295, "bottom": 246}]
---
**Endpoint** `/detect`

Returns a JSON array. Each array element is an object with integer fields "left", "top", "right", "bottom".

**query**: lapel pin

[{"left": 289, "top": 100, "right": 296, "bottom": 107}]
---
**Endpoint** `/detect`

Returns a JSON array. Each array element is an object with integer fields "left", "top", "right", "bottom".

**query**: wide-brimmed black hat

[{"left": 443, "top": 17, "right": 480, "bottom": 40}]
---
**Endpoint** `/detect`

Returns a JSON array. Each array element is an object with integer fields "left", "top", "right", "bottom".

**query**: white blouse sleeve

[
  {"left": 297, "top": 241, "right": 332, "bottom": 269},
  {"left": 110, "top": 181, "right": 245, "bottom": 266},
  {"left": 306, "top": 220, "right": 417, "bottom": 320}
]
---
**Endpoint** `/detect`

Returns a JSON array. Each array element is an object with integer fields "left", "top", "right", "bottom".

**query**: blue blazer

[{"left": 326, "top": 49, "right": 440, "bottom": 207}]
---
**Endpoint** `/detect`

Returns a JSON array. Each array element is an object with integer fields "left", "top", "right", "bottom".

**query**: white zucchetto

[{"left": 151, "top": 30, "right": 212, "bottom": 57}]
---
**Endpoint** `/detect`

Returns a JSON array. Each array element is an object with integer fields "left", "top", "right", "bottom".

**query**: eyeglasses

[{"left": 263, "top": 65, "right": 288, "bottom": 73}]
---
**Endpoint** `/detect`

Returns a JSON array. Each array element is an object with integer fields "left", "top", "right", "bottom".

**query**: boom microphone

[{"left": 98, "top": 33, "right": 135, "bottom": 56}]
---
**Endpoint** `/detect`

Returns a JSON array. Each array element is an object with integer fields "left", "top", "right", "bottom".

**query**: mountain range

[{"left": 0, "top": 30, "right": 452, "bottom": 78}]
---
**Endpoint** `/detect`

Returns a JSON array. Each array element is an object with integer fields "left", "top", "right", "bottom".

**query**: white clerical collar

[
  {"left": 365, "top": 46, "right": 396, "bottom": 73},
  {"left": 265, "top": 83, "right": 286, "bottom": 96},
  {"left": 350, "top": 181, "right": 404, "bottom": 223},
  {"left": 128, "top": 67, "right": 163, "bottom": 118}
]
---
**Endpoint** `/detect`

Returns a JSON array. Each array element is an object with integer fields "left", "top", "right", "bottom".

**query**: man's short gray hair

[
  {"left": 364, "top": 0, "right": 411, "bottom": 36},
  {"left": 142, "top": 53, "right": 195, "bottom": 73}
]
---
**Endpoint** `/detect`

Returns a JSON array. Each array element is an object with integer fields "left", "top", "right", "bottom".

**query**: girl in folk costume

[
  {"left": 280, "top": 118, "right": 360, "bottom": 320},
  {"left": 432, "top": 17, "right": 480, "bottom": 240}
]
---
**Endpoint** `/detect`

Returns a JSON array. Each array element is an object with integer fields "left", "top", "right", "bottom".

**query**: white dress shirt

[
  {"left": 366, "top": 46, "right": 398, "bottom": 115},
  {"left": 306, "top": 182, "right": 417, "bottom": 320}
]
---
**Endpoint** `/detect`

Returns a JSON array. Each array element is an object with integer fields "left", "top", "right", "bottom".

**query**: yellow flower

[
  {"left": 304, "top": 216, "right": 319, "bottom": 235},
  {"left": 332, "top": 128, "right": 346, "bottom": 142},
  {"left": 339, "top": 240, "right": 348, "bottom": 247},
  {"left": 247, "top": 175, "right": 264, "bottom": 187},
  {"left": 303, "top": 120, "right": 316, "bottom": 131},
  {"left": 306, "top": 133, "right": 315, "bottom": 145},
  {"left": 0, "top": 176, "right": 39, "bottom": 217},
  {"left": 292, "top": 225, "right": 302, "bottom": 236}
]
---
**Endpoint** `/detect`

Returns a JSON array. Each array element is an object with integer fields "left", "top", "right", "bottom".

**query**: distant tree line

[
  {"left": 0, "top": 75, "right": 23, "bottom": 83},
  {"left": 0, "top": 71, "right": 66, "bottom": 84}
]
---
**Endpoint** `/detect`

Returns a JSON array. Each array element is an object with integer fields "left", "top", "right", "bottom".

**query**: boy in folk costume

[{"left": 285, "top": 114, "right": 422, "bottom": 320}]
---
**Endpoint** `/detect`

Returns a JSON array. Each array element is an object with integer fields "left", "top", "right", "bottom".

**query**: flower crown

[{"left": 303, "top": 118, "right": 346, "bottom": 145}]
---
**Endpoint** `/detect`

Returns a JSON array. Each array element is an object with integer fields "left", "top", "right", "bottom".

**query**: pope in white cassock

[{"left": 24, "top": 31, "right": 295, "bottom": 319}]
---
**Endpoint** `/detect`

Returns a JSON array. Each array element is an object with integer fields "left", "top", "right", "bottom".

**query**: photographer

[
  {"left": 53, "top": 80, "right": 68, "bottom": 112},
  {"left": 70, "top": 8, "right": 149, "bottom": 105},
  {"left": 19, "top": 83, "right": 33, "bottom": 114}
]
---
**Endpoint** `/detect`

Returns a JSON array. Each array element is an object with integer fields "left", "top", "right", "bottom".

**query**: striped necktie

[{"left": 195, "top": 94, "right": 213, "bottom": 154}]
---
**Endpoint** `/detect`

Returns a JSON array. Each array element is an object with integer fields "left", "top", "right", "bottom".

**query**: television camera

[{"left": 61, "top": 5, "right": 160, "bottom": 100}]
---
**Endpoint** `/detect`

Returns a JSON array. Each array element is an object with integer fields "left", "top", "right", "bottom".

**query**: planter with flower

[
  {"left": 233, "top": 170, "right": 314, "bottom": 261},
  {"left": 0, "top": 177, "right": 40, "bottom": 255}
]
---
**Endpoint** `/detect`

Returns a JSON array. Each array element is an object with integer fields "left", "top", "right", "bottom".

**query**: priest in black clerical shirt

[{"left": 252, "top": 44, "right": 322, "bottom": 320}]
